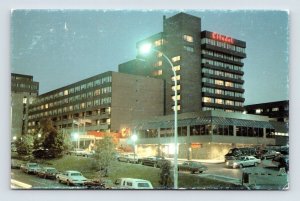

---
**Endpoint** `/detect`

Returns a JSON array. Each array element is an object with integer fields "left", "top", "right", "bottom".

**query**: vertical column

[
  {"left": 233, "top": 125, "right": 237, "bottom": 136},
  {"left": 157, "top": 128, "right": 161, "bottom": 156},
  {"left": 187, "top": 125, "right": 191, "bottom": 160}
]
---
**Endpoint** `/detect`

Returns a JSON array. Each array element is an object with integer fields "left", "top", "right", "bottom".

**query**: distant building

[
  {"left": 11, "top": 73, "right": 39, "bottom": 139},
  {"left": 119, "top": 12, "right": 246, "bottom": 115},
  {"left": 244, "top": 100, "right": 289, "bottom": 122},
  {"left": 27, "top": 71, "right": 164, "bottom": 136}
]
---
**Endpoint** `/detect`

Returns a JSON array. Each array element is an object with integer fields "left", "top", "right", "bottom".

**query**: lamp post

[
  {"left": 139, "top": 43, "right": 178, "bottom": 189},
  {"left": 131, "top": 134, "right": 138, "bottom": 162}
]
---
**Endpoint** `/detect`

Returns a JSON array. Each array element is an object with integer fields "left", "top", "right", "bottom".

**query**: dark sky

[{"left": 11, "top": 10, "right": 289, "bottom": 105}]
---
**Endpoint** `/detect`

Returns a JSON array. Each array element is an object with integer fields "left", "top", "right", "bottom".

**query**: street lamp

[
  {"left": 131, "top": 134, "right": 138, "bottom": 162},
  {"left": 139, "top": 43, "right": 178, "bottom": 189}
]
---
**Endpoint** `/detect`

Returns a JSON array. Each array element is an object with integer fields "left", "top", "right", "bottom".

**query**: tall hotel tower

[{"left": 119, "top": 12, "right": 246, "bottom": 115}]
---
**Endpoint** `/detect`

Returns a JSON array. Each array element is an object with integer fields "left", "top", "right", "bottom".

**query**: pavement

[{"left": 166, "top": 157, "right": 225, "bottom": 164}]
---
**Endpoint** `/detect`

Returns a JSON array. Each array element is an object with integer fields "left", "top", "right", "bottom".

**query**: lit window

[
  {"left": 107, "top": 118, "right": 111, "bottom": 124},
  {"left": 81, "top": 103, "right": 85, "bottom": 109},
  {"left": 172, "top": 105, "right": 181, "bottom": 111},
  {"left": 172, "top": 85, "right": 181, "bottom": 91},
  {"left": 225, "top": 100, "right": 234, "bottom": 106},
  {"left": 23, "top": 97, "right": 27, "bottom": 104},
  {"left": 272, "top": 107, "right": 279, "bottom": 112},
  {"left": 172, "top": 95, "right": 181, "bottom": 101},
  {"left": 171, "top": 75, "right": 180, "bottom": 81},
  {"left": 154, "top": 60, "right": 162, "bottom": 67},
  {"left": 215, "top": 99, "right": 223, "bottom": 104},
  {"left": 225, "top": 81, "right": 234, "bottom": 87},
  {"left": 255, "top": 109, "right": 263, "bottom": 114},
  {"left": 215, "top": 89, "right": 224, "bottom": 95},
  {"left": 64, "top": 90, "right": 68, "bottom": 96},
  {"left": 157, "top": 52, "right": 163, "bottom": 57},
  {"left": 215, "top": 80, "right": 224, "bottom": 86},
  {"left": 172, "top": 65, "right": 181, "bottom": 71},
  {"left": 45, "top": 104, "right": 48, "bottom": 109},
  {"left": 154, "top": 39, "right": 163, "bottom": 47},
  {"left": 183, "top": 35, "right": 194, "bottom": 42},
  {"left": 171, "top": 56, "right": 181, "bottom": 62},
  {"left": 153, "top": 70, "right": 162, "bottom": 76},
  {"left": 203, "top": 97, "right": 213, "bottom": 103}
]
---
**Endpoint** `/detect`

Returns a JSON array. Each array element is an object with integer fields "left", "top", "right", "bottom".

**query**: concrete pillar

[
  {"left": 157, "top": 128, "right": 161, "bottom": 156},
  {"left": 233, "top": 125, "right": 237, "bottom": 136},
  {"left": 187, "top": 125, "right": 191, "bottom": 160}
]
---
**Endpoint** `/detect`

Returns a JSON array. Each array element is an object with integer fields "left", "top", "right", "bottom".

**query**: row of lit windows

[
  {"left": 202, "top": 68, "right": 243, "bottom": 80},
  {"left": 202, "top": 58, "right": 242, "bottom": 71},
  {"left": 29, "top": 98, "right": 112, "bottom": 120},
  {"left": 202, "top": 87, "right": 243, "bottom": 98},
  {"left": 35, "top": 76, "right": 112, "bottom": 104},
  {"left": 202, "top": 77, "right": 243, "bottom": 89},
  {"left": 201, "top": 38, "right": 245, "bottom": 53},
  {"left": 202, "top": 96, "right": 243, "bottom": 107},
  {"left": 31, "top": 87, "right": 112, "bottom": 112},
  {"left": 201, "top": 49, "right": 242, "bottom": 62}
]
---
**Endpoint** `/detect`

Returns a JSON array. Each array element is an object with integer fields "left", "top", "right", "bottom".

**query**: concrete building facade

[
  {"left": 11, "top": 73, "right": 39, "bottom": 139},
  {"left": 119, "top": 12, "right": 246, "bottom": 115},
  {"left": 27, "top": 71, "right": 164, "bottom": 136}
]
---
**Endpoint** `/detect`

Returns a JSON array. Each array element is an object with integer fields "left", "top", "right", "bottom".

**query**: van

[{"left": 114, "top": 178, "right": 153, "bottom": 189}]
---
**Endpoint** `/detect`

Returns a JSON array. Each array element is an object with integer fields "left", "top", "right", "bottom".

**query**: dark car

[
  {"left": 272, "top": 155, "right": 289, "bottom": 172},
  {"left": 225, "top": 147, "right": 256, "bottom": 161},
  {"left": 37, "top": 167, "right": 59, "bottom": 179},
  {"left": 32, "top": 148, "right": 55, "bottom": 159},
  {"left": 255, "top": 149, "right": 279, "bottom": 160},
  {"left": 139, "top": 156, "right": 167, "bottom": 168},
  {"left": 178, "top": 161, "right": 208, "bottom": 174}
]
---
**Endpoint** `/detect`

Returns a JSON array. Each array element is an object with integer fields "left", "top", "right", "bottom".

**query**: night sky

[{"left": 11, "top": 10, "right": 289, "bottom": 105}]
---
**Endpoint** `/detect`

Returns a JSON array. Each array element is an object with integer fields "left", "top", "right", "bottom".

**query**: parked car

[
  {"left": 272, "top": 155, "right": 289, "bottom": 172},
  {"left": 256, "top": 149, "right": 279, "bottom": 160},
  {"left": 225, "top": 147, "right": 257, "bottom": 161},
  {"left": 20, "top": 162, "right": 42, "bottom": 174},
  {"left": 56, "top": 170, "right": 88, "bottom": 186},
  {"left": 178, "top": 161, "right": 208, "bottom": 174},
  {"left": 11, "top": 159, "right": 21, "bottom": 169},
  {"left": 138, "top": 156, "right": 167, "bottom": 168},
  {"left": 37, "top": 167, "right": 59, "bottom": 179},
  {"left": 117, "top": 153, "right": 139, "bottom": 163},
  {"left": 32, "top": 148, "right": 55, "bottom": 159},
  {"left": 113, "top": 178, "right": 153, "bottom": 189},
  {"left": 226, "top": 156, "right": 261, "bottom": 168},
  {"left": 68, "top": 148, "right": 94, "bottom": 157}
]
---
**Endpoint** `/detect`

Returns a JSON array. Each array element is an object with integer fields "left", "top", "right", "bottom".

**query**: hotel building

[
  {"left": 118, "top": 12, "right": 287, "bottom": 159},
  {"left": 27, "top": 72, "right": 164, "bottom": 135},
  {"left": 119, "top": 12, "right": 246, "bottom": 115}
]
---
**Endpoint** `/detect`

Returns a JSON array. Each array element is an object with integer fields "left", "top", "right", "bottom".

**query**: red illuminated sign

[{"left": 211, "top": 32, "right": 234, "bottom": 44}]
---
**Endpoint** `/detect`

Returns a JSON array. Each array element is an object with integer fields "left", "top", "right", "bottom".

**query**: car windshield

[
  {"left": 138, "top": 183, "right": 150, "bottom": 187},
  {"left": 71, "top": 173, "right": 82, "bottom": 176},
  {"left": 47, "top": 169, "right": 56, "bottom": 172},
  {"left": 29, "top": 164, "right": 38, "bottom": 167}
]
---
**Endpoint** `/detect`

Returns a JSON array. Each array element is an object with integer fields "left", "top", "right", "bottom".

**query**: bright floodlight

[
  {"left": 131, "top": 134, "right": 138, "bottom": 142},
  {"left": 73, "top": 133, "right": 79, "bottom": 140},
  {"left": 139, "top": 43, "right": 152, "bottom": 54}
]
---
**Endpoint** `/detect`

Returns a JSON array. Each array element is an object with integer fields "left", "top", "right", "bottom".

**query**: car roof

[
  {"left": 118, "top": 178, "right": 151, "bottom": 182},
  {"left": 66, "top": 170, "right": 81, "bottom": 173}
]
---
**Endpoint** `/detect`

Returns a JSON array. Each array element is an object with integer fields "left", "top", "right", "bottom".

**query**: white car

[
  {"left": 114, "top": 178, "right": 153, "bottom": 189},
  {"left": 56, "top": 170, "right": 88, "bottom": 186},
  {"left": 117, "top": 153, "right": 139, "bottom": 163},
  {"left": 226, "top": 156, "right": 261, "bottom": 168}
]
